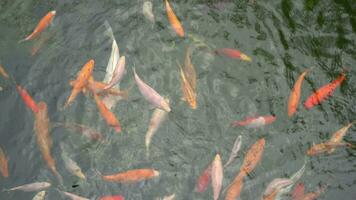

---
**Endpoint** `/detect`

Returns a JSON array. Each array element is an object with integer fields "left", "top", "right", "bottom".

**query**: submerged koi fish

[
  {"left": 164, "top": 0, "right": 185, "bottom": 37},
  {"left": 183, "top": 47, "right": 196, "bottom": 91},
  {"left": 304, "top": 72, "right": 345, "bottom": 109},
  {"left": 134, "top": 68, "right": 171, "bottom": 112},
  {"left": 64, "top": 59, "right": 95, "bottom": 108},
  {"left": 51, "top": 122, "right": 103, "bottom": 141},
  {"left": 34, "top": 102, "right": 62, "bottom": 183},
  {"left": 292, "top": 183, "right": 305, "bottom": 200},
  {"left": 232, "top": 115, "right": 276, "bottom": 129},
  {"left": 60, "top": 144, "right": 86, "bottom": 180},
  {"left": 196, "top": 164, "right": 212, "bottom": 193},
  {"left": 4, "top": 182, "right": 51, "bottom": 192},
  {"left": 103, "top": 56, "right": 126, "bottom": 90},
  {"left": 224, "top": 135, "right": 242, "bottom": 168},
  {"left": 307, "top": 141, "right": 351, "bottom": 156},
  {"left": 212, "top": 154, "right": 223, "bottom": 200},
  {"left": 32, "top": 191, "right": 46, "bottom": 200},
  {"left": 82, "top": 78, "right": 129, "bottom": 99},
  {"left": 0, "top": 64, "right": 9, "bottom": 79},
  {"left": 288, "top": 69, "right": 311, "bottom": 117},
  {"left": 57, "top": 190, "right": 89, "bottom": 200},
  {"left": 299, "top": 186, "right": 326, "bottom": 200},
  {"left": 16, "top": 85, "right": 39, "bottom": 113},
  {"left": 327, "top": 121, "right": 356, "bottom": 153},
  {"left": 20, "top": 11, "right": 56, "bottom": 42},
  {"left": 0, "top": 146, "right": 9, "bottom": 177},
  {"left": 225, "top": 172, "right": 244, "bottom": 200},
  {"left": 262, "top": 178, "right": 293, "bottom": 200},
  {"left": 178, "top": 63, "right": 197, "bottom": 109},
  {"left": 98, "top": 168, "right": 159, "bottom": 183},
  {"left": 143, "top": 1, "right": 155, "bottom": 23},
  {"left": 31, "top": 33, "right": 51, "bottom": 56},
  {"left": 215, "top": 48, "right": 252, "bottom": 62},
  {"left": 92, "top": 92, "right": 121, "bottom": 133},
  {"left": 99, "top": 195, "right": 125, "bottom": 200}
]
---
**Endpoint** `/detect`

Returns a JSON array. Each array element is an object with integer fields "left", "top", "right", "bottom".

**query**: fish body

[
  {"left": 300, "top": 186, "right": 325, "bottom": 200},
  {"left": 16, "top": 85, "right": 39, "bottom": 113},
  {"left": 178, "top": 64, "right": 197, "bottom": 109},
  {"left": 100, "top": 168, "right": 159, "bottom": 183},
  {"left": 99, "top": 195, "right": 125, "bottom": 200},
  {"left": 327, "top": 122, "right": 355, "bottom": 153},
  {"left": 20, "top": 11, "right": 56, "bottom": 42},
  {"left": 34, "top": 102, "right": 62, "bottom": 183},
  {"left": 232, "top": 115, "right": 276, "bottom": 129},
  {"left": 292, "top": 183, "right": 305, "bottom": 200},
  {"left": 0, "top": 64, "right": 9, "bottom": 79},
  {"left": 307, "top": 142, "right": 350, "bottom": 156},
  {"left": 196, "top": 164, "right": 212, "bottom": 193},
  {"left": 0, "top": 146, "right": 9, "bottom": 177},
  {"left": 240, "top": 138, "right": 266, "bottom": 175},
  {"left": 215, "top": 48, "right": 251, "bottom": 61},
  {"left": 212, "top": 154, "right": 223, "bottom": 200},
  {"left": 183, "top": 47, "right": 196, "bottom": 91},
  {"left": 61, "top": 145, "right": 86, "bottom": 180},
  {"left": 5, "top": 182, "right": 51, "bottom": 192},
  {"left": 304, "top": 73, "right": 345, "bottom": 109},
  {"left": 32, "top": 191, "right": 46, "bottom": 200},
  {"left": 225, "top": 172, "right": 244, "bottom": 200},
  {"left": 288, "top": 69, "right": 310, "bottom": 117},
  {"left": 134, "top": 69, "right": 171, "bottom": 112},
  {"left": 64, "top": 59, "right": 95, "bottom": 108},
  {"left": 104, "top": 56, "right": 126, "bottom": 90},
  {"left": 164, "top": 0, "right": 184, "bottom": 37},
  {"left": 224, "top": 135, "right": 242, "bottom": 168},
  {"left": 145, "top": 105, "right": 169, "bottom": 155},
  {"left": 84, "top": 79, "right": 129, "bottom": 99},
  {"left": 143, "top": 1, "right": 155, "bottom": 23},
  {"left": 262, "top": 178, "right": 293, "bottom": 200},
  {"left": 58, "top": 190, "right": 90, "bottom": 200},
  {"left": 92, "top": 92, "right": 121, "bottom": 133}
]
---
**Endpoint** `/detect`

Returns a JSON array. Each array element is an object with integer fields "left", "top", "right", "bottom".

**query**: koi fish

[
  {"left": 183, "top": 47, "right": 196, "bottom": 91},
  {"left": 57, "top": 190, "right": 90, "bottom": 200},
  {"left": 224, "top": 135, "right": 242, "bottom": 168},
  {"left": 146, "top": 103, "right": 169, "bottom": 156},
  {"left": 4, "top": 182, "right": 51, "bottom": 192},
  {"left": 262, "top": 178, "right": 293, "bottom": 200},
  {"left": 133, "top": 68, "right": 171, "bottom": 112},
  {"left": 104, "top": 56, "right": 126, "bottom": 90},
  {"left": 64, "top": 59, "right": 95, "bottom": 108},
  {"left": 225, "top": 172, "right": 244, "bottom": 200},
  {"left": 327, "top": 121, "right": 356, "bottom": 153},
  {"left": 276, "top": 161, "right": 306, "bottom": 198},
  {"left": 212, "top": 154, "right": 223, "bottom": 200},
  {"left": 98, "top": 168, "right": 159, "bottom": 183},
  {"left": 60, "top": 143, "right": 86, "bottom": 180},
  {"left": 164, "top": 0, "right": 185, "bottom": 37},
  {"left": 0, "top": 64, "right": 9, "bottom": 79},
  {"left": 99, "top": 195, "right": 125, "bottom": 200},
  {"left": 51, "top": 122, "right": 103, "bottom": 141},
  {"left": 232, "top": 115, "right": 276, "bottom": 129},
  {"left": 304, "top": 73, "right": 346, "bottom": 109},
  {"left": 20, "top": 11, "right": 56, "bottom": 42},
  {"left": 178, "top": 63, "right": 197, "bottom": 109},
  {"left": 0, "top": 146, "right": 9, "bottom": 177},
  {"left": 288, "top": 69, "right": 311, "bottom": 117},
  {"left": 34, "top": 102, "right": 62, "bottom": 183},
  {"left": 300, "top": 186, "right": 326, "bottom": 200},
  {"left": 82, "top": 78, "right": 129, "bottom": 99},
  {"left": 16, "top": 85, "right": 39, "bottom": 113},
  {"left": 307, "top": 142, "right": 351, "bottom": 156},
  {"left": 92, "top": 92, "right": 121, "bottom": 133},
  {"left": 32, "top": 191, "right": 46, "bottom": 200},
  {"left": 292, "top": 183, "right": 305, "bottom": 200},
  {"left": 215, "top": 48, "right": 252, "bottom": 62},
  {"left": 143, "top": 1, "right": 155, "bottom": 23},
  {"left": 196, "top": 164, "right": 212, "bottom": 193}
]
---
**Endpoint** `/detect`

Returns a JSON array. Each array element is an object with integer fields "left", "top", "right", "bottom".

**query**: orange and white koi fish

[
  {"left": 92, "top": 92, "right": 121, "bottom": 133},
  {"left": 327, "top": 121, "right": 356, "bottom": 153},
  {"left": 307, "top": 141, "right": 351, "bottom": 156},
  {"left": 215, "top": 48, "right": 252, "bottom": 62},
  {"left": 304, "top": 72, "right": 345, "bottom": 109},
  {"left": 164, "top": 0, "right": 185, "bottom": 37},
  {"left": 196, "top": 164, "right": 212, "bottom": 193},
  {"left": 20, "top": 11, "right": 56, "bottom": 42},
  {"left": 232, "top": 115, "right": 276, "bottom": 129},
  {"left": 178, "top": 63, "right": 197, "bottom": 109},
  {"left": 212, "top": 154, "right": 223, "bottom": 200},
  {"left": 288, "top": 69, "right": 311, "bottom": 117},
  {"left": 4, "top": 182, "right": 51, "bottom": 192},
  {"left": 64, "top": 59, "right": 94, "bottom": 108},
  {"left": 0, "top": 146, "right": 9, "bottom": 177},
  {"left": 98, "top": 168, "right": 159, "bottom": 183},
  {"left": 34, "top": 102, "right": 62, "bottom": 183},
  {"left": 134, "top": 68, "right": 171, "bottom": 112},
  {"left": 16, "top": 85, "right": 39, "bottom": 113},
  {"left": 0, "top": 64, "right": 9, "bottom": 79}
]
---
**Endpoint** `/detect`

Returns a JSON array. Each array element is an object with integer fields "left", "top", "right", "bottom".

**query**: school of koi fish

[{"left": 0, "top": 1, "right": 354, "bottom": 200}]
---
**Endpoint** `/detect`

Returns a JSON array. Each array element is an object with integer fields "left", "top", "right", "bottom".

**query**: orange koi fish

[
  {"left": 304, "top": 72, "right": 345, "bottom": 109},
  {"left": 183, "top": 47, "right": 196, "bottom": 91},
  {"left": 164, "top": 0, "right": 185, "bottom": 37},
  {"left": 85, "top": 78, "right": 129, "bottom": 99},
  {"left": 34, "top": 102, "right": 62, "bottom": 183},
  {"left": 232, "top": 115, "right": 276, "bottom": 129},
  {"left": 292, "top": 183, "right": 305, "bottom": 200},
  {"left": 16, "top": 85, "right": 39, "bottom": 113},
  {"left": 215, "top": 48, "right": 252, "bottom": 62},
  {"left": 178, "top": 63, "right": 197, "bottom": 109},
  {"left": 0, "top": 64, "right": 9, "bottom": 79},
  {"left": 64, "top": 59, "right": 94, "bottom": 108},
  {"left": 307, "top": 142, "right": 351, "bottom": 156},
  {"left": 92, "top": 91, "right": 121, "bottom": 133},
  {"left": 20, "top": 11, "right": 56, "bottom": 42},
  {"left": 328, "top": 121, "right": 356, "bottom": 151},
  {"left": 99, "top": 195, "right": 125, "bottom": 200},
  {"left": 288, "top": 69, "right": 311, "bottom": 117},
  {"left": 0, "top": 146, "right": 9, "bottom": 177},
  {"left": 98, "top": 168, "right": 159, "bottom": 183},
  {"left": 299, "top": 186, "right": 326, "bottom": 200},
  {"left": 225, "top": 173, "right": 244, "bottom": 200}
]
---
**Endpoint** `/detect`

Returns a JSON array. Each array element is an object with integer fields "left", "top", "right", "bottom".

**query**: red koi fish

[
  {"left": 232, "top": 115, "right": 276, "bottom": 129},
  {"left": 20, "top": 11, "right": 56, "bottom": 42},
  {"left": 304, "top": 73, "right": 345, "bottom": 109},
  {"left": 215, "top": 48, "right": 251, "bottom": 61},
  {"left": 288, "top": 69, "right": 311, "bottom": 117},
  {"left": 99, "top": 195, "right": 125, "bottom": 200},
  {"left": 196, "top": 164, "right": 212, "bottom": 193},
  {"left": 16, "top": 85, "right": 39, "bottom": 113}
]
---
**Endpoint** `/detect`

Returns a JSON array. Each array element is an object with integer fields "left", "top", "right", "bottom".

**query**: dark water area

[{"left": 0, "top": 0, "right": 355, "bottom": 199}]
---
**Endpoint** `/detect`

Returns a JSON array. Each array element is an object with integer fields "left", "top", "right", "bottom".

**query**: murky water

[{"left": 0, "top": 0, "right": 355, "bottom": 199}]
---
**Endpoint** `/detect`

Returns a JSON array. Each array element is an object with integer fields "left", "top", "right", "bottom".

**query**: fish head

[
  {"left": 240, "top": 53, "right": 252, "bottom": 62},
  {"left": 75, "top": 169, "right": 86, "bottom": 180},
  {"left": 161, "top": 99, "right": 171, "bottom": 112},
  {"left": 51, "top": 10, "right": 56, "bottom": 16}
]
